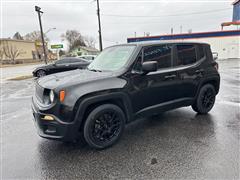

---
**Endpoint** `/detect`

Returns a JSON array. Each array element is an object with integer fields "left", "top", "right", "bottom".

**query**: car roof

[
  {"left": 80, "top": 55, "right": 96, "bottom": 57},
  {"left": 114, "top": 41, "right": 209, "bottom": 47},
  {"left": 60, "top": 57, "right": 86, "bottom": 61}
]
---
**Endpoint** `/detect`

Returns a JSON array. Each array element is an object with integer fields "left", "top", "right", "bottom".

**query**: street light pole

[
  {"left": 35, "top": 6, "right": 47, "bottom": 64},
  {"left": 96, "top": 0, "right": 103, "bottom": 51},
  {"left": 44, "top": 27, "right": 56, "bottom": 35}
]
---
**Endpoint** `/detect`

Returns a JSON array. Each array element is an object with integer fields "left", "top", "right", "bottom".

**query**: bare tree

[
  {"left": 61, "top": 30, "right": 86, "bottom": 51},
  {"left": 13, "top": 32, "right": 23, "bottom": 40},
  {"left": 84, "top": 36, "right": 96, "bottom": 48},
  {"left": 24, "top": 31, "right": 49, "bottom": 41},
  {"left": 0, "top": 49, "right": 3, "bottom": 63},
  {"left": 2, "top": 41, "right": 23, "bottom": 64},
  {"left": 0, "top": 41, "right": 4, "bottom": 63}
]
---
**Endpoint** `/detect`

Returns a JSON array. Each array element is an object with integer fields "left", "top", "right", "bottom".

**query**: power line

[
  {"left": 101, "top": 8, "right": 231, "bottom": 18},
  {"left": 103, "top": 14, "right": 229, "bottom": 25}
]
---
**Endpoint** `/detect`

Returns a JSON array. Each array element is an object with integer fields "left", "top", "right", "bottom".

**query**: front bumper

[{"left": 31, "top": 97, "right": 81, "bottom": 142}]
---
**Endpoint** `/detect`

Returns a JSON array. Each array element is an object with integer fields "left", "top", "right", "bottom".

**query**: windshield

[{"left": 88, "top": 45, "right": 136, "bottom": 71}]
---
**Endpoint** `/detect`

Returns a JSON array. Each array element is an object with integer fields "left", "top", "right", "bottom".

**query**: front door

[
  {"left": 129, "top": 44, "right": 179, "bottom": 114},
  {"left": 54, "top": 59, "right": 71, "bottom": 73}
]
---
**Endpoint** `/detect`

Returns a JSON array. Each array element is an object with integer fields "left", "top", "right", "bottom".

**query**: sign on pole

[{"left": 51, "top": 44, "right": 63, "bottom": 49}]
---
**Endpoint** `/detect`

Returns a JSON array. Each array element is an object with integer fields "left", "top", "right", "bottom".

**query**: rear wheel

[
  {"left": 192, "top": 84, "right": 216, "bottom": 114},
  {"left": 36, "top": 69, "right": 46, "bottom": 77},
  {"left": 83, "top": 104, "right": 126, "bottom": 149}
]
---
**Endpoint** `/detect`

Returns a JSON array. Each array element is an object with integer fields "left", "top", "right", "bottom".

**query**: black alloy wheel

[
  {"left": 201, "top": 88, "right": 215, "bottom": 109},
  {"left": 84, "top": 104, "right": 125, "bottom": 149},
  {"left": 192, "top": 84, "right": 216, "bottom": 114},
  {"left": 36, "top": 69, "right": 46, "bottom": 77}
]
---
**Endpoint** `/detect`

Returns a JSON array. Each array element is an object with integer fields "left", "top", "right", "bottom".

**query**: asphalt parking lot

[{"left": 1, "top": 59, "right": 239, "bottom": 179}]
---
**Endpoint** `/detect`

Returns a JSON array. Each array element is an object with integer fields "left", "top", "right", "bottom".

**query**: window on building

[
  {"left": 176, "top": 45, "right": 197, "bottom": 66},
  {"left": 143, "top": 45, "right": 172, "bottom": 69}
]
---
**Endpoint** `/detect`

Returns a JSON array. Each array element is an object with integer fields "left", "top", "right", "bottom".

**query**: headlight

[{"left": 49, "top": 90, "right": 55, "bottom": 103}]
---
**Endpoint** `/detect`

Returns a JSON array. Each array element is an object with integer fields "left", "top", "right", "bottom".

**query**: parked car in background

[
  {"left": 33, "top": 57, "right": 90, "bottom": 77},
  {"left": 78, "top": 55, "right": 97, "bottom": 62},
  {"left": 32, "top": 42, "right": 220, "bottom": 149}
]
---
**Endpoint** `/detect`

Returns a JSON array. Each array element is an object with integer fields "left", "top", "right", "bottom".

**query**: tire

[
  {"left": 36, "top": 69, "right": 46, "bottom": 77},
  {"left": 83, "top": 104, "right": 126, "bottom": 149},
  {"left": 192, "top": 84, "right": 216, "bottom": 114}
]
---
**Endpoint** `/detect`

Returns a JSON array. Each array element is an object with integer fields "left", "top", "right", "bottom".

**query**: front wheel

[
  {"left": 192, "top": 84, "right": 216, "bottom": 114},
  {"left": 83, "top": 104, "right": 126, "bottom": 149}
]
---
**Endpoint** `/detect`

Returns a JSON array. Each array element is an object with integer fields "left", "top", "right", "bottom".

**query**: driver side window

[
  {"left": 143, "top": 45, "right": 173, "bottom": 69},
  {"left": 55, "top": 59, "right": 69, "bottom": 65}
]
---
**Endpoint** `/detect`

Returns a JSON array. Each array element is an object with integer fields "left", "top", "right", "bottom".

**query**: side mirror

[{"left": 142, "top": 61, "right": 158, "bottom": 73}]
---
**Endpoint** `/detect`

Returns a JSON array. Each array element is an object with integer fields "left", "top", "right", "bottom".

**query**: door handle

[{"left": 164, "top": 74, "right": 176, "bottom": 80}]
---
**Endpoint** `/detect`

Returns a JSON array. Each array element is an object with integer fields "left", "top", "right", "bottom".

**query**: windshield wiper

[{"left": 87, "top": 68, "right": 102, "bottom": 72}]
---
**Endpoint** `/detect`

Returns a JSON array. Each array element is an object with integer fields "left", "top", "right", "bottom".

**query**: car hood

[{"left": 37, "top": 69, "right": 114, "bottom": 89}]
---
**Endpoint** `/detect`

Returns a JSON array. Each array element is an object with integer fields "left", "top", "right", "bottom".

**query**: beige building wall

[{"left": 0, "top": 39, "right": 36, "bottom": 62}]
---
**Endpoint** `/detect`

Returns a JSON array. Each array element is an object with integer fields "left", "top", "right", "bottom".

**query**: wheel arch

[
  {"left": 195, "top": 76, "right": 220, "bottom": 99},
  {"left": 203, "top": 80, "right": 219, "bottom": 93},
  {"left": 73, "top": 92, "right": 133, "bottom": 131},
  {"left": 201, "top": 78, "right": 220, "bottom": 94}
]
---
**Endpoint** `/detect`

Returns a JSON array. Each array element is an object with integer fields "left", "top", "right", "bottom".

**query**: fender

[
  {"left": 194, "top": 74, "right": 220, "bottom": 99},
  {"left": 73, "top": 91, "right": 133, "bottom": 127}
]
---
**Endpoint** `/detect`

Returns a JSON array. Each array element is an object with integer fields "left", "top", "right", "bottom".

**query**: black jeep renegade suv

[{"left": 32, "top": 42, "right": 220, "bottom": 149}]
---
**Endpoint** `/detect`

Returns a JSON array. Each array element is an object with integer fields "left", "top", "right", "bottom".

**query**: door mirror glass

[{"left": 142, "top": 61, "right": 158, "bottom": 73}]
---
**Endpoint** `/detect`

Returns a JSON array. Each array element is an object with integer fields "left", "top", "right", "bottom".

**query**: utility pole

[
  {"left": 96, "top": 0, "right": 103, "bottom": 51},
  {"left": 35, "top": 6, "right": 47, "bottom": 64}
]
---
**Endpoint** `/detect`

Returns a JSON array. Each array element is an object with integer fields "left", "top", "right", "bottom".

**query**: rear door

[{"left": 173, "top": 44, "right": 206, "bottom": 100}]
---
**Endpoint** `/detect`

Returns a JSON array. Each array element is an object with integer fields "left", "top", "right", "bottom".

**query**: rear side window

[
  {"left": 70, "top": 59, "right": 86, "bottom": 63},
  {"left": 143, "top": 45, "right": 172, "bottom": 69},
  {"left": 56, "top": 59, "right": 69, "bottom": 64},
  {"left": 176, "top": 45, "right": 197, "bottom": 66}
]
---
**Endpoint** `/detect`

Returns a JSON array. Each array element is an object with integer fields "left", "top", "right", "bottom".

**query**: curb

[
  {"left": 7, "top": 75, "right": 33, "bottom": 81},
  {"left": 0, "top": 62, "right": 42, "bottom": 68}
]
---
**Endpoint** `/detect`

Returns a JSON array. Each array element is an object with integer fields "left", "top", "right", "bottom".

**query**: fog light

[{"left": 42, "top": 115, "right": 54, "bottom": 121}]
